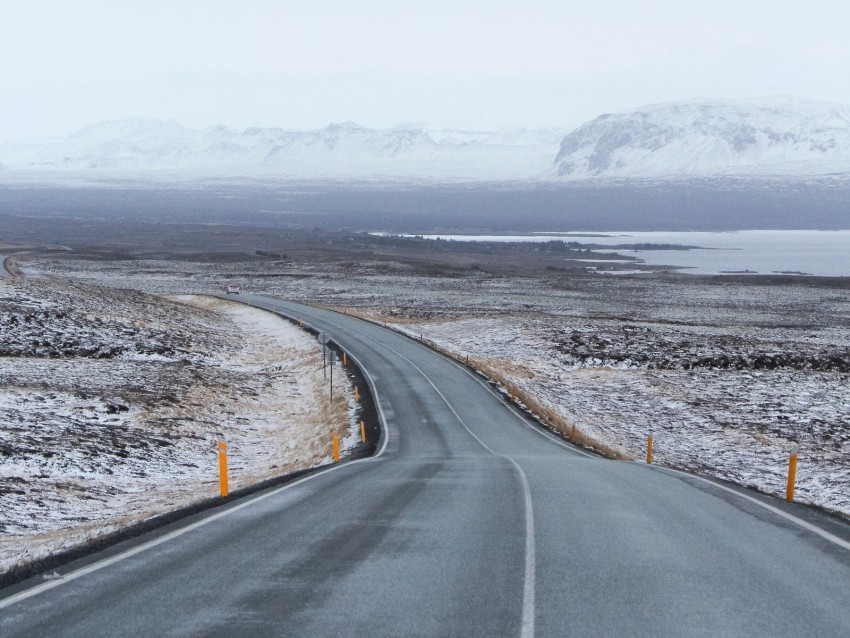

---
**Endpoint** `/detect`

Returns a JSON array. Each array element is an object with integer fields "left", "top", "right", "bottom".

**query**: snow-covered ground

[
  {"left": 390, "top": 315, "right": 850, "bottom": 517},
  {"left": 13, "top": 251, "right": 850, "bottom": 521},
  {"left": 0, "top": 277, "right": 358, "bottom": 574}
]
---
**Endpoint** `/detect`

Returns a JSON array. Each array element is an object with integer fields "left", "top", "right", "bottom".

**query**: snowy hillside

[
  {"left": 0, "top": 276, "right": 359, "bottom": 573},
  {"left": 0, "top": 119, "right": 566, "bottom": 180},
  {"left": 553, "top": 97, "right": 850, "bottom": 179}
]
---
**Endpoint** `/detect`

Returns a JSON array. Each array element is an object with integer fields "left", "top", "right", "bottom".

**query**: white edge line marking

[
  {"left": 0, "top": 303, "right": 391, "bottom": 610},
  {"left": 655, "top": 466, "right": 850, "bottom": 553}
]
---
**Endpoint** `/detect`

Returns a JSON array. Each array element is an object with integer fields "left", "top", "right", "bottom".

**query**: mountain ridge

[
  {"left": 553, "top": 97, "right": 850, "bottom": 179},
  {"left": 2, "top": 97, "right": 850, "bottom": 180},
  {"left": 0, "top": 119, "right": 565, "bottom": 180}
]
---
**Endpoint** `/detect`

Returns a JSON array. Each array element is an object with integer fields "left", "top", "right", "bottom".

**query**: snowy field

[
  {"left": 13, "top": 251, "right": 850, "bottom": 520},
  {"left": 0, "top": 276, "right": 358, "bottom": 574}
]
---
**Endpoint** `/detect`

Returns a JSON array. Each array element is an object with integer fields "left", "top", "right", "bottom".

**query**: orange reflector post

[
  {"left": 217, "top": 440, "right": 229, "bottom": 498},
  {"left": 786, "top": 450, "right": 798, "bottom": 502}
]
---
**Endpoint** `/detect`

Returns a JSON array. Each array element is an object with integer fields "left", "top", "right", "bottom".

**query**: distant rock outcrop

[{"left": 553, "top": 97, "right": 850, "bottom": 178}]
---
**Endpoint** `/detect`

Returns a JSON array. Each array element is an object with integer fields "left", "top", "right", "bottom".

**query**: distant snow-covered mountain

[
  {"left": 553, "top": 97, "right": 850, "bottom": 179},
  {"left": 0, "top": 119, "right": 565, "bottom": 180},
  {"left": 5, "top": 98, "right": 850, "bottom": 181}
]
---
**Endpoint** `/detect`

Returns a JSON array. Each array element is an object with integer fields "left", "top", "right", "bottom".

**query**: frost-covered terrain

[
  {"left": 390, "top": 315, "right": 850, "bottom": 517},
  {"left": 14, "top": 250, "right": 850, "bottom": 520},
  {"left": 0, "top": 119, "right": 565, "bottom": 180},
  {"left": 0, "top": 276, "right": 358, "bottom": 574},
  {"left": 554, "top": 97, "right": 850, "bottom": 178}
]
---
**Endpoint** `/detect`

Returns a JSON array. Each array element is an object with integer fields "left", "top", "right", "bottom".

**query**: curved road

[{"left": 2, "top": 296, "right": 850, "bottom": 636}]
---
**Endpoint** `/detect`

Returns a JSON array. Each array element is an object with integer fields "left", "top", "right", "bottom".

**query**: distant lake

[{"left": 401, "top": 230, "right": 850, "bottom": 277}]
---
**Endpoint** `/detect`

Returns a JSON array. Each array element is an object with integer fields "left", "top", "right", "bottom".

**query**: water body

[{"left": 405, "top": 230, "right": 850, "bottom": 277}]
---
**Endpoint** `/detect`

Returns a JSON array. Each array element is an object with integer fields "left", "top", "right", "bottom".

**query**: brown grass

[{"left": 461, "top": 357, "right": 629, "bottom": 460}]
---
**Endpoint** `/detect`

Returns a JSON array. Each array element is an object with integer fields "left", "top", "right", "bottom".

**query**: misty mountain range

[{"left": 2, "top": 97, "right": 849, "bottom": 181}]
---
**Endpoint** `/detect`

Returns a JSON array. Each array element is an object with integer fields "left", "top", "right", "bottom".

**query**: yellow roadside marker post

[
  {"left": 646, "top": 434, "right": 653, "bottom": 464},
  {"left": 786, "top": 447, "right": 798, "bottom": 502},
  {"left": 217, "top": 439, "right": 229, "bottom": 498},
  {"left": 343, "top": 352, "right": 347, "bottom": 366},
  {"left": 361, "top": 421, "right": 367, "bottom": 443},
  {"left": 333, "top": 432, "right": 340, "bottom": 463},
  {"left": 355, "top": 386, "right": 360, "bottom": 402}
]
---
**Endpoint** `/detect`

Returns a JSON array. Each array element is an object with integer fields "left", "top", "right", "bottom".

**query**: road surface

[
  {"left": 2, "top": 295, "right": 849, "bottom": 637},
  {"left": 0, "top": 254, "right": 10, "bottom": 277}
]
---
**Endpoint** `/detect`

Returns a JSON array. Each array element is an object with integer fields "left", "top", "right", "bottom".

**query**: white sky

[{"left": 2, "top": 0, "right": 850, "bottom": 139}]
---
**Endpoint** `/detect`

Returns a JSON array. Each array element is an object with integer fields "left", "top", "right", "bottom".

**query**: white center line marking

[{"left": 353, "top": 333, "right": 537, "bottom": 638}]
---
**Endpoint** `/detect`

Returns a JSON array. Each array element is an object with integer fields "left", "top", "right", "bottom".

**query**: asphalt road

[
  {"left": 0, "top": 254, "right": 9, "bottom": 277},
  {"left": 2, "top": 296, "right": 850, "bottom": 637}
]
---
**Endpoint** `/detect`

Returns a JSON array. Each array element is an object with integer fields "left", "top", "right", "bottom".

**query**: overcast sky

[{"left": 2, "top": 0, "right": 850, "bottom": 140}]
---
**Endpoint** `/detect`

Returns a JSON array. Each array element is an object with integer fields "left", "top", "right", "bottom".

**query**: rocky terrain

[
  {"left": 391, "top": 314, "right": 850, "bottom": 517},
  {"left": 0, "top": 274, "right": 359, "bottom": 574},
  {"left": 7, "top": 239, "right": 849, "bottom": 520},
  {"left": 20, "top": 246, "right": 850, "bottom": 516}
]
